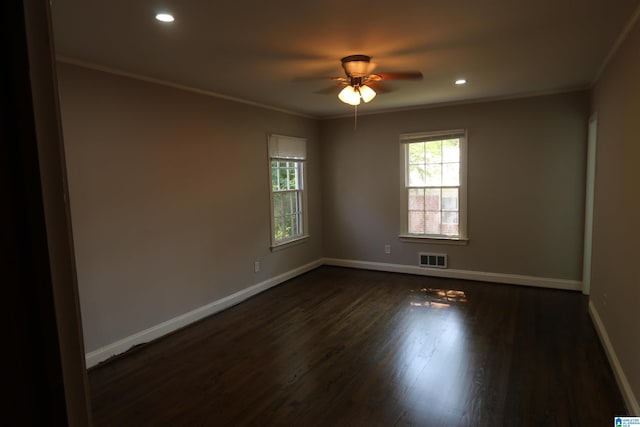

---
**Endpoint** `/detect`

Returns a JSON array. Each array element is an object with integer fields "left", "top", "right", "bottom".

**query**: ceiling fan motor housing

[{"left": 341, "top": 55, "right": 374, "bottom": 77}]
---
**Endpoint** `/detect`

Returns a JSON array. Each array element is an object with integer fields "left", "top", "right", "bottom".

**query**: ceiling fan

[{"left": 318, "top": 54, "right": 423, "bottom": 106}]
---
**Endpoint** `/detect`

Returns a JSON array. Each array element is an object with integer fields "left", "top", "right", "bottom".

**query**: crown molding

[
  {"left": 56, "top": 56, "right": 316, "bottom": 120},
  {"left": 592, "top": 2, "right": 640, "bottom": 85}
]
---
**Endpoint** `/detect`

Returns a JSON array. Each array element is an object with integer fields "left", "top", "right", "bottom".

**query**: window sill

[
  {"left": 398, "top": 234, "right": 469, "bottom": 246},
  {"left": 270, "top": 235, "right": 310, "bottom": 252}
]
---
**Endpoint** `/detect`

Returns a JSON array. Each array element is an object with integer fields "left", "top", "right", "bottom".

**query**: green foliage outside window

[{"left": 408, "top": 139, "right": 459, "bottom": 186}]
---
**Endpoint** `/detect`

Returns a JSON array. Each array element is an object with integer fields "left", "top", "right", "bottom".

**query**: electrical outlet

[
  {"left": 254, "top": 261, "right": 260, "bottom": 273},
  {"left": 384, "top": 244, "right": 391, "bottom": 254}
]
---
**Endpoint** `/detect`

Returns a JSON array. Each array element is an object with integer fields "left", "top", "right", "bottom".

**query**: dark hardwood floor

[{"left": 88, "top": 266, "right": 627, "bottom": 426}]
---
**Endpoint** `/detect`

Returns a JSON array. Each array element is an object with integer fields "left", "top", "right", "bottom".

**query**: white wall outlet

[
  {"left": 384, "top": 244, "right": 391, "bottom": 254},
  {"left": 254, "top": 261, "right": 260, "bottom": 273}
]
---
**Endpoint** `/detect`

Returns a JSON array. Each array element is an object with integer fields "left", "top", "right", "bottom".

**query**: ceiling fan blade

[
  {"left": 377, "top": 71, "right": 423, "bottom": 80},
  {"left": 291, "top": 75, "right": 345, "bottom": 82},
  {"left": 314, "top": 83, "right": 346, "bottom": 94},
  {"left": 366, "top": 81, "right": 393, "bottom": 94}
]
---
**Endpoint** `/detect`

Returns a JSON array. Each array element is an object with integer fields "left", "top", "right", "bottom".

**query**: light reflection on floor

[
  {"left": 409, "top": 287, "right": 468, "bottom": 308},
  {"left": 390, "top": 286, "right": 473, "bottom": 423}
]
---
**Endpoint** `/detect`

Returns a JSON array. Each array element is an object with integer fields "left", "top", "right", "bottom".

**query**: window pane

[
  {"left": 289, "top": 192, "right": 296, "bottom": 214},
  {"left": 286, "top": 192, "right": 295, "bottom": 215},
  {"left": 442, "top": 188, "right": 459, "bottom": 211},
  {"left": 272, "top": 190, "right": 304, "bottom": 241},
  {"left": 284, "top": 215, "right": 292, "bottom": 238},
  {"left": 409, "top": 165, "right": 426, "bottom": 186},
  {"left": 271, "top": 162, "right": 278, "bottom": 191},
  {"left": 442, "top": 211, "right": 458, "bottom": 224},
  {"left": 441, "top": 223, "right": 459, "bottom": 235},
  {"left": 408, "top": 211, "right": 425, "bottom": 234},
  {"left": 442, "top": 212, "right": 459, "bottom": 235},
  {"left": 291, "top": 214, "right": 299, "bottom": 236},
  {"left": 293, "top": 165, "right": 301, "bottom": 189},
  {"left": 409, "top": 142, "right": 426, "bottom": 164},
  {"left": 293, "top": 192, "right": 299, "bottom": 215},
  {"left": 442, "top": 163, "right": 459, "bottom": 186},
  {"left": 294, "top": 191, "right": 301, "bottom": 213},
  {"left": 288, "top": 167, "right": 297, "bottom": 189},
  {"left": 408, "top": 188, "right": 424, "bottom": 211},
  {"left": 425, "top": 141, "right": 442, "bottom": 163},
  {"left": 278, "top": 168, "right": 288, "bottom": 190},
  {"left": 278, "top": 193, "right": 286, "bottom": 215},
  {"left": 274, "top": 218, "right": 284, "bottom": 241},
  {"left": 273, "top": 193, "right": 283, "bottom": 217},
  {"left": 425, "top": 164, "right": 442, "bottom": 186},
  {"left": 425, "top": 211, "right": 441, "bottom": 234},
  {"left": 425, "top": 188, "right": 441, "bottom": 211},
  {"left": 283, "top": 168, "right": 290, "bottom": 190},
  {"left": 289, "top": 167, "right": 295, "bottom": 190},
  {"left": 442, "top": 139, "right": 460, "bottom": 162}
]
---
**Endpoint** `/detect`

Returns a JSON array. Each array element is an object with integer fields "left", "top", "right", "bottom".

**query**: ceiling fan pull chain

[{"left": 354, "top": 103, "right": 358, "bottom": 130}]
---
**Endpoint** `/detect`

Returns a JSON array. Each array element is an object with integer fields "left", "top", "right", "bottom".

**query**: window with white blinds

[
  {"left": 268, "top": 134, "right": 308, "bottom": 247},
  {"left": 400, "top": 130, "right": 467, "bottom": 240}
]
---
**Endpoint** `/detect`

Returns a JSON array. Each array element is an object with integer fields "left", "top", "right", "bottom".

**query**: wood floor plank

[{"left": 88, "top": 266, "right": 627, "bottom": 426}]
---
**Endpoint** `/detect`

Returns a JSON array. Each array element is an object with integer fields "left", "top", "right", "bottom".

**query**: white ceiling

[{"left": 50, "top": 0, "right": 639, "bottom": 118}]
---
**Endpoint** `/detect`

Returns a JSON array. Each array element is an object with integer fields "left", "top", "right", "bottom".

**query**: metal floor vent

[{"left": 419, "top": 252, "right": 448, "bottom": 268}]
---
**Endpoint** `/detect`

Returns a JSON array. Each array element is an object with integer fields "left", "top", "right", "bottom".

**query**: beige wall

[
  {"left": 58, "top": 63, "right": 592, "bottom": 360},
  {"left": 57, "top": 63, "right": 323, "bottom": 353},
  {"left": 321, "top": 92, "right": 589, "bottom": 280},
  {"left": 591, "top": 17, "right": 640, "bottom": 411}
]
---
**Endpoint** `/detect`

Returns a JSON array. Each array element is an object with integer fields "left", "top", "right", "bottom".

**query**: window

[
  {"left": 268, "top": 134, "right": 308, "bottom": 248},
  {"left": 400, "top": 130, "right": 467, "bottom": 240}
]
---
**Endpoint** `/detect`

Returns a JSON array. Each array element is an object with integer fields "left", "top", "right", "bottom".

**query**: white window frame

[
  {"left": 399, "top": 129, "right": 468, "bottom": 243},
  {"left": 268, "top": 134, "right": 309, "bottom": 249}
]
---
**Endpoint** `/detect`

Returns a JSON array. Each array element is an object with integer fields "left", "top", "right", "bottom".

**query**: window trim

[
  {"left": 268, "top": 134, "right": 309, "bottom": 250},
  {"left": 399, "top": 129, "right": 468, "bottom": 242}
]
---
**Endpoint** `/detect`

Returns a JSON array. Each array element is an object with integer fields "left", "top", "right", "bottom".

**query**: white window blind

[
  {"left": 400, "top": 129, "right": 466, "bottom": 145},
  {"left": 269, "top": 134, "right": 307, "bottom": 160}
]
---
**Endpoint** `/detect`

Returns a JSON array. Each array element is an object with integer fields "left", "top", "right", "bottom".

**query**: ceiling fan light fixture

[
  {"left": 338, "top": 85, "right": 361, "bottom": 105},
  {"left": 359, "top": 84, "right": 376, "bottom": 103}
]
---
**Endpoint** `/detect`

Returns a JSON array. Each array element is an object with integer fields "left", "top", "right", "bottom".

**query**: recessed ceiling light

[
  {"left": 155, "top": 13, "right": 174, "bottom": 22},
  {"left": 455, "top": 79, "right": 467, "bottom": 85}
]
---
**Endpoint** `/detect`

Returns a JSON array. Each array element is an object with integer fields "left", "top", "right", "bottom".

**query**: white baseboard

[
  {"left": 589, "top": 301, "right": 640, "bottom": 415},
  {"left": 323, "top": 258, "right": 582, "bottom": 291},
  {"left": 85, "top": 258, "right": 323, "bottom": 368}
]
